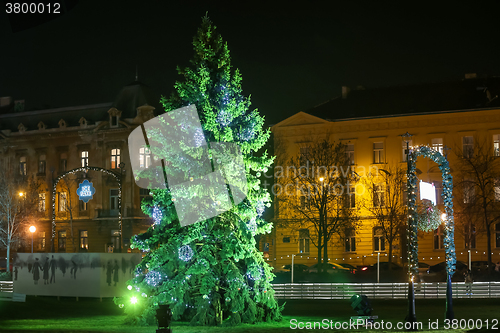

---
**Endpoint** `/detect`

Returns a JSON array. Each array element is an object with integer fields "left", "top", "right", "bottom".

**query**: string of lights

[
  {"left": 262, "top": 251, "right": 500, "bottom": 262},
  {"left": 50, "top": 166, "right": 122, "bottom": 242}
]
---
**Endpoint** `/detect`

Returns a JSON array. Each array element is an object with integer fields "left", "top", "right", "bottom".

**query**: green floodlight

[{"left": 131, "top": 296, "right": 138, "bottom": 304}]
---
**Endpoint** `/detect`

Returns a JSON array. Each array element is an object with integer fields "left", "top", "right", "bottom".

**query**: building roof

[
  {"left": 308, "top": 76, "right": 500, "bottom": 121},
  {"left": 0, "top": 80, "right": 161, "bottom": 133},
  {"left": 0, "top": 103, "right": 112, "bottom": 132},
  {"left": 112, "top": 80, "right": 158, "bottom": 119}
]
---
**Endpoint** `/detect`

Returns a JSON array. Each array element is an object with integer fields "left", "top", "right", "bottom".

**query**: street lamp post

[
  {"left": 401, "top": 132, "right": 417, "bottom": 328},
  {"left": 29, "top": 226, "right": 36, "bottom": 254},
  {"left": 319, "top": 177, "right": 326, "bottom": 274}
]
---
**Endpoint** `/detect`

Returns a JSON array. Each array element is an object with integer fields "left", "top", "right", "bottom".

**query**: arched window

[
  {"left": 19, "top": 156, "right": 27, "bottom": 175},
  {"left": 373, "top": 227, "right": 385, "bottom": 252},
  {"left": 111, "top": 148, "right": 120, "bottom": 169},
  {"left": 139, "top": 147, "right": 151, "bottom": 168},
  {"left": 38, "top": 154, "right": 46, "bottom": 175},
  {"left": 81, "top": 151, "right": 89, "bottom": 167},
  {"left": 345, "top": 228, "right": 356, "bottom": 252},
  {"left": 298, "top": 229, "right": 310, "bottom": 254},
  {"left": 434, "top": 225, "right": 444, "bottom": 250},
  {"left": 496, "top": 223, "right": 500, "bottom": 248},
  {"left": 464, "top": 223, "right": 476, "bottom": 249}
]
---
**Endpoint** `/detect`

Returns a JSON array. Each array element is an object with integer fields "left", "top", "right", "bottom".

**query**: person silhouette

[
  {"left": 70, "top": 260, "right": 78, "bottom": 279},
  {"left": 113, "top": 260, "right": 119, "bottom": 287},
  {"left": 121, "top": 258, "right": 127, "bottom": 275},
  {"left": 43, "top": 258, "right": 50, "bottom": 285},
  {"left": 464, "top": 269, "right": 473, "bottom": 296},
  {"left": 58, "top": 257, "right": 67, "bottom": 277},
  {"left": 106, "top": 261, "right": 112, "bottom": 286},
  {"left": 49, "top": 255, "right": 57, "bottom": 284},
  {"left": 14, "top": 267, "right": 18, "bottom": 281},
  {"left": 32, "top": 258, "right": 41, "bottom": 285}
]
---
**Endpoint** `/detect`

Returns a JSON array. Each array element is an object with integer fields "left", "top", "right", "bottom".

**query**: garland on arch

[{"left": 407, "top": 145, "right": 456, "bottom": 277}]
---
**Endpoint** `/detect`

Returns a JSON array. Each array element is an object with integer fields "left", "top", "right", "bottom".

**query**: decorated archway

[
  {"left": 406, "top": 144, "right": 456, "bottom": 321},
  {"left": 407, "top": 145, "right": 456, "bottom": 278},
  {"left": 51, "top": 166, "right": 123, "bottom": 251}
]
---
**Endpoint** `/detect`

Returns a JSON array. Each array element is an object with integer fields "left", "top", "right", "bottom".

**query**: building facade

[
  {"left": 0, "top": 80, "right": 158, "bottom": 254},
  {"left": 270, "top": 76, "right": 500, "bottom": 270}
]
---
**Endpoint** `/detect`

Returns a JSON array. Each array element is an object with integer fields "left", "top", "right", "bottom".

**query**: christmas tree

[{"left": 114, "top": 16, "right": 282, "bottom": 326}]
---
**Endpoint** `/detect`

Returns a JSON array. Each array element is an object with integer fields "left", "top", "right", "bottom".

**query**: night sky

[{"left": 2, "top": 1, "right": 500, "bottom": 126}]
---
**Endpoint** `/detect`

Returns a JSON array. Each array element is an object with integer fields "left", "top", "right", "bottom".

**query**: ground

[{"left": 0, "top": 297, "right": 498, "bottom": 332}]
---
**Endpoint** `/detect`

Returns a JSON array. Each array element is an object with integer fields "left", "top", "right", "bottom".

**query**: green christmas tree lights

[{"left": 114, "top": 16, "right": 282, "bottom": 326}]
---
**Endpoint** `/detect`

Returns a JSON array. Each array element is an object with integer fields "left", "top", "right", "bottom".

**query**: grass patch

[{"left": 0, "top": 296, "right": 498, "bottom": 332}]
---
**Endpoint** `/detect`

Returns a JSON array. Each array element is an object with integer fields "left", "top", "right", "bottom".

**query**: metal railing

[
  {"left": 0, "top": 281, "right": 13, "bottom": 292},
  {"left": 272, "top": 282, "right": 500, "bottom": 299},
  {"left": 2, "top": 280, "right": 498, "bottom": 298}
]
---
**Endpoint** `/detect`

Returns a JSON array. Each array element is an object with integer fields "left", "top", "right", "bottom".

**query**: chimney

[
  {"left": 341, "top": 86, "right": 350, "bottom": 99},
  {"left": 465, "top": 73, "right": 477, "bottom": 79}
]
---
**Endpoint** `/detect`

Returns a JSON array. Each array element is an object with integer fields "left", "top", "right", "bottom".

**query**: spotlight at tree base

[
  {"left": 130, "top": 296, "right": 138, "bottom": 304},
  {"left": 156, "top": 304, "right": 173, "bottom": 333},
  {"left": 350, "top": 294, "right": 378, "bottom": 325},
  {"left": 350, "top": 294, "right": 372, "bottom": 316}
]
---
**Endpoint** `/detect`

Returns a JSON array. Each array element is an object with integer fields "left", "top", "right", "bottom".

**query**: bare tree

[
  {"left": 455, "top": 137, "right": 500, "bottom": 271},
  {"left": 454, "top": 208, "right": 480, "bottom": 253},
  {"left": 58, "top": 176, "right": 79, "bottom": 253},
  {"left": 0, "top": 171, "right": 40, "bottom": 272},
  {"left": 361, "top": 165, "right": 407, "bottom": 268},
  {"left": 275, "top": 135, "right": 359, "bottom": 271}
]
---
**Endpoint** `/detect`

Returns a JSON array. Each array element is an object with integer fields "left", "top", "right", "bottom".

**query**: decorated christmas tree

[{"left": 114, "top": 16, "right": 282, "bottom": 326}]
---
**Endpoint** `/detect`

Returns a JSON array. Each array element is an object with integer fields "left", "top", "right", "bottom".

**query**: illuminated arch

[
  {"left": 407, "top": 145, "right": 456, "bottom": 278},
  {"left": 51, "top": 166, "right": 122, "bottom": 250}
]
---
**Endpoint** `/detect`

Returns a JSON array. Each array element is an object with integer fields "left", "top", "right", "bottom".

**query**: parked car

[
  {"left": 282, "top": 264, "right": 310, "bottom": 273},
  {"left": 338, "top": 263, "right": 358, "bottom": 273},
  {"left": 272, "top": 263, "right": 310, "bottom": 274},
  {"left": 308, "top": 263, "right": 351, "bottom": 273},
  {"left": 417, "top": 262, "right": 431, "bottom": 282},
  {"left": 360, "top": 262, "right": 403, "bottom": 273},
  {"left": 271, "top": 265, "right": 289, "bottom": 274},
  {"left": 426, "top": 260, "right": 468, "bottom": 281},
  {"left": 470, "top": 261, "right": 493, "bottom": 281},
  {"left": 471, "top": 261, "right": 490, "bottom": 273}
]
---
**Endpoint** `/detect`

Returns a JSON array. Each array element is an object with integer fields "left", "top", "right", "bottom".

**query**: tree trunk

[
  {"left": 215, "top": 297, "right": 222, "bottom": 325},
  {"left": 6, "top": 239, "right": 11, "bottom": 274},
  {"left": 317, "top": 233, "right": 322, "bottom": 272},
  {"left": 388, "top": 240, "right": 393, "bottom": 269},
  {"left": 387, "top": 227, "right": 393, "bottom": 269},
  {"left": 483, "top": 199, "right": 492, "bottom": 275},
  {"left": 323, "top": 229, "right": 328, "bottom": 267},
  {"left": 486, "top": 225, "right": 492, "bottom": 274}
]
